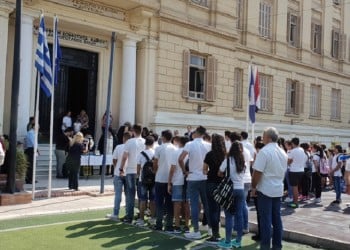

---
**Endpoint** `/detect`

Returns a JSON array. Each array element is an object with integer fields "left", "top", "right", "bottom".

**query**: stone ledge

[{"left": 0, "top": 192, "right": 32, "bottom": 206}]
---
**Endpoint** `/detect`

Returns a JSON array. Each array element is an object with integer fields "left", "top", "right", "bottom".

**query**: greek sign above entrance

[
  {"left": 33, "top": 26, "right": 108, "bottom": 48},
  {"left": 47, "top": 0, "right": 126, "bottom": 21}
]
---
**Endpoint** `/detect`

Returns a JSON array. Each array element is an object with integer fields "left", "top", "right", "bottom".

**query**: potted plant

[{"left": 15, "top": 149, "right": 28, "bottom": 191}]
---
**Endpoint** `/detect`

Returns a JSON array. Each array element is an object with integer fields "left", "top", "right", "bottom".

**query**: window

[
  {"left": 237, "top": 0, "right": 244, "bottom": 30},
  {"left": 259, "top": 2, "right": 272, "bottom": 38},
  {"left": 182, "top": 51, "right": 217, "bottom": 101},
  {"left": 310, "top": 85, "right": 321, "bottom": 117},
  {"left": 311, "top": 23, "right": 322, "bottom": 54},
  {"left": 286, "top": 79, "right": 304, "bottom": 115},
  {"left": 191, "top": 0, "right": 208, "bottom": 7},
  {"left": 332, "top": 29, "right": 347, "bottom": 60},
  {"left": 259, "top": 74, "right": 272, "bottom": 112},
  {"left": 233, "top": 68, "right": 243, "bottom": 108},
  {"left": 332, "top": 29, "right": 340, "bottom": 59},
  {"left": 287, "top": 13, "right": 300, "bottom": 47},
  {"left": 331, "top": 88, "right": 341, "bottom": 120}
]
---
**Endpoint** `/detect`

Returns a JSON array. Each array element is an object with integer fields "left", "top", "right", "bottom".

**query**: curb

[{"left": 33, "top": 188, "right": 115, "bottom": 199}]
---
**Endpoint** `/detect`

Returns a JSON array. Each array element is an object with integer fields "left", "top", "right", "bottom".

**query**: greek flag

[
  {"left": 53, "top": 16, "right": 62, "bottom": 85},
  {"left": 35, "top": 15, "right": 52, "bottom": 97}
]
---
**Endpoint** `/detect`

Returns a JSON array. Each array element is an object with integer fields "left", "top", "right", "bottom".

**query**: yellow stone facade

[{"left": 1, "top": 0, "right": 350, "bottom": 147}]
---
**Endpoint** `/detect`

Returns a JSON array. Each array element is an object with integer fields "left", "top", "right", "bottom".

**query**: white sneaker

[
  {"left": 208, "top": 227, "right": 213, "bottom": 236},
  {"left": 313, "top": 198, "right": 322, "bottom": 203},
  {"left": 243, "top": 229, "right": 249, "bottom": 234},
  {"left": 106, "top": 214, "right": 120, "bottom": 222},
  {"left": 284, "top": 197, "right": 293, "bottom": 203},
  {"left": 134, "top": 219, "right": 145, "bottom": 226},
  {"left": 184, "top": 231, "right": 202, "bottom": 239},
  {"left": 148, "top": 218, "right": 156, "bottom": 225}
]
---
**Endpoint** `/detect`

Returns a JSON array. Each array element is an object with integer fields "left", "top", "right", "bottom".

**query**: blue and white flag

[
  {"left": 53, "top": 16, "right": 62, "bottom": 85},
  {"left": 35, "top": 15, "right": 52, "bottom": 97}
]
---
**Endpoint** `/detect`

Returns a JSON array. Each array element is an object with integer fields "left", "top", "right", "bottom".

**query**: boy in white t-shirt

[
  {"left": 135, "top": 136, "right": 155, "bottom": 226},
  {"left": 106, "top": 131, "right": 131, "bottom": 221},
  {"left": 168, "top": 136, "right": 190, "bottom": 233}
]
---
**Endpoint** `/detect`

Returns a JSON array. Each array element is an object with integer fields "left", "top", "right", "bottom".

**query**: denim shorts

[
  {"left": 139, "top": 184, "right": 155, "bottom": 201},
  {"left": 172, "top": 185, "right": 185, "bottom": 202}
]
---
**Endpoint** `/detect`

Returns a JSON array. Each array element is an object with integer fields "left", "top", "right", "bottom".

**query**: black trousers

[
  {"left": 24, "top": 147, "right": 34, "bottom": 183},
  {"left": 312, "top": 173, "right": 322, "bottom": 198}
]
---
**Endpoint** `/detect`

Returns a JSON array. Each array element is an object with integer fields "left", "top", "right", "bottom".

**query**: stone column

[
  {"left": 0, "top": 7, "right": 12, "bottom": 135},
  {"left": 136, "top": 38, "right": 158, "bottom": 127},
  {"left": 17, "top": 14, "right": 34, "bottom": 138},
  {"left": 119, "top": 37, "right": 137, "bottom": 126}
]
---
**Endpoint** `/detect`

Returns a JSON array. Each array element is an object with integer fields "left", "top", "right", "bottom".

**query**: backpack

[
  {"left": 319, "top": 156, "right": 330, "bottom": 175},
  {"left": 304, "top": 152, "right": 312, "bottom": 177},
  {"left": 141, "top": 151, "right": 155, "bottom": 187}
]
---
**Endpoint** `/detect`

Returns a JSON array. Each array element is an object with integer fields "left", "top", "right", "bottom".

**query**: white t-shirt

[
  {"left": 288, "top": 147, "right": 307, "bottom": 172},
  {"left": 123, "top": 136, "right": 145, "bottom": 174},
  {"left": 331, "top": 153, "right": 343, "bottom": 177},
  {"left": 0, "top": 143, "right": 4, "bottom": 166},
  {"left": 62, "top": 116, "right": 72, "bottom": 131},
  {"left": 253, "top": 142, "right": 288, "bottom": 197},
  {"left": 241, "top": 140, "right": 256, "bottom": 159},
  {"left": 183, "top": 138, "right": 211, "bottom": 181},
  {"left": 112, "top": 144, "right": 126, "bottom": 176},
  {"left": 170, "top": 148, "right": 187, "bottom": 185},
  {"left": 312, "top": 154, "right": 320, "bottom": 173},
  {"left": 154, "top": 142, "right": 177, "bottom": 183},
  {"left": 219, "top": 157, "right": 244, "bottom": 189},
  {"left": 242, "top": 145, "right": 253, "bottom": 183},
  {"left": 137, "top": 148, "right": 154, "bottom": 182},
  {"left": 346, "top": 158, "right": 350, "bottom": 171},
  {"left": 225, "top": 140, "right": 232, "bottom": 153}
]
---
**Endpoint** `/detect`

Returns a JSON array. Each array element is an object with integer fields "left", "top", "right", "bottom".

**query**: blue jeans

[
  {"left": 225, "top": 189, "right": 244, "bottom": 243},
  {"left": 155, "top": 182, "right": 173, "bottom": 230},
  {"left": 187, "top": 180, "right": 210, "bottom": 232},
  {"left": 206, "top": 182, "right": 221, "bottom": 237},
  {"left": 333, "top": 176, "right": 342, "bottom": 201},
  {"left": 125, "top": 174, "right": 137, "bottom": 220},
  {"left": 113, "top": 175, "right": 126, "bottom": 216},
  {"left": 257, "top": 191, "right": 283, "bottom": 250}
]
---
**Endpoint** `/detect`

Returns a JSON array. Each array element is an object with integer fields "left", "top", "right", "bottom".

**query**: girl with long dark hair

[{"left": 217, "top": 141, "right": 246, "bottom": 249}]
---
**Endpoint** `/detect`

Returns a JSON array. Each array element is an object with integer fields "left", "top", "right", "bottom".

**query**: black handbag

[{"left": 213, "top": 157, "right": 235, "bottom": 214}]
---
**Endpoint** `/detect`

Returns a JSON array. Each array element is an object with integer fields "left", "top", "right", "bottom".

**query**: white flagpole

[
  {"left": 48, "top": 16, "right": 57, "bottom": 198},
  {"left": 246, "top": 64, "right": 250, "bottom": 133},
  {"left": 32, "top": 71, "right": 40, "bottom": 200}
]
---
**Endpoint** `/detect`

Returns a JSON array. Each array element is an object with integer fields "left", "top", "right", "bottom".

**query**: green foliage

[{"left": 16, "top": 150, "right": 28, "bottom": 180}]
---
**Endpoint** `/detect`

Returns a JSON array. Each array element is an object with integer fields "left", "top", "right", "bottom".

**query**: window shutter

[
  {"left": 339, "top": 33, "right": 347, "bottom": 60},
  {"left": 205, "top": 56, "right": 217, "bottom": 102},
  {"left": 182, "top": 50, "right": 190, "bottom": 98},
  {"left": 296, "top": 82, "right": 304, "bottom": 115},
  {"left": 311, "top": 23, "right": 315, "bottom": 51},
  {"left": 318, "top": 25, "right": 322, "bottom": 54},
  {"left": 296, "top": 16, "right": 301, "bottom": 48},
  {"left": 287, "top": 13, "right": 291, "bottom": 43},
  {"left": 286, "top": 79, "right": 291, "bottom": 113},
  {"left": 331, "top": 30, "right": 335, "bottom": 57}
]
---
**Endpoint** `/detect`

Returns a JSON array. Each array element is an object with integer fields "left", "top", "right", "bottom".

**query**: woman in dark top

[
  {"left": 66, "top": 132, "right": 87, "bottom": 190},
  {"left": 203, "top": 133, "right": 226, "bottom": 243}
]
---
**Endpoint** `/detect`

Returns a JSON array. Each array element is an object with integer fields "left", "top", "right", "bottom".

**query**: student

[
  {"left": 135, "top": 136, "right": 156, "bottom": 226},
  {"left": 107, "top": 131, "right": 132, "bottom": 221},
  {"left": 330, "top": 145, "right": 343, "bottom": 204},
  {"left": 168, "top": 136, "right": 190, "bottom": 233}
]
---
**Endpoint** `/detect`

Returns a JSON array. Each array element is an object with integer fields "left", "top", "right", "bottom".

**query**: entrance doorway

[{"left": 39, "top": 47, "right": 98, "bottom": 141}]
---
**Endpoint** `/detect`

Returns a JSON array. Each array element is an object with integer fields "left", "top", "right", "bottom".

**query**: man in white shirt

[
  {"left": 107, "top": 131, "right": 131, "bottom": 221},
  {"left": 287, "top": 137, "right": 307, "bottom": 208},
  {"left": 119, "top": 124, "right": 145, "bottom": 223},
  {"left": 251, "top": 127, "right": 288, "bottom": 250},
  {"left": 153, "top": 130, "right": 177, "bottom": 231},
  {"left": 179, "top": 126, "right": 211, "bottom": 239}
]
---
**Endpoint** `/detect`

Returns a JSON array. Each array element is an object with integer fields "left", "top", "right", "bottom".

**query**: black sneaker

[
  {"left": 121, "top": 217, "right": 132, "bottom": 224},
  {"left": 206, "top": 236, "right": 219, "bottom": 244},
  {"left": 251, "top": 234, "right": 260, "bottom": 241},
  {"left": 183, "top": 226, "right": 190, "bottom": 233},
  {"left": 173, "top": 227, "right": 182, "bottom": 234},
  {"left": 150, "top": 225, "right": 162, "bottom": 231}
]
